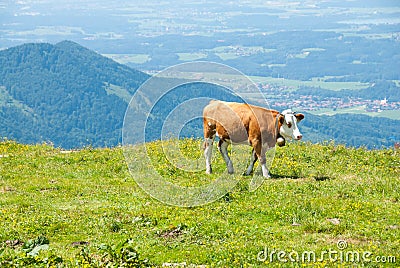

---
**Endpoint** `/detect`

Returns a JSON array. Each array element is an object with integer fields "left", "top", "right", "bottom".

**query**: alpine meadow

[{"left": 0, "top": 139, "right": 399, "bottom": 266}]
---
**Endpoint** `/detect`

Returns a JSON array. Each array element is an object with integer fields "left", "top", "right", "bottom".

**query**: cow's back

[
  {"left": 203, "top": 101, "right": 249, "bottom": 143},
  {"left": 203, "top": 101, "right": 278, "bottom": 145}
]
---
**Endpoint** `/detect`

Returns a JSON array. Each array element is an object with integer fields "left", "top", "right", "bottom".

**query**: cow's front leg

[
  {"left": 245, "top": 148, "right": 258, "bottom": 175},
  {"left": 254, "top": 142, "right": 271, "bottom": 178},
  {"left": 204, "top": 137, "right": 214, "bottom": 174},
  {"left": 259, "top": 154, "right": 271, "bottom": 178},
  {"left": 218, "top": 139, "right": 234, "bottom": 174}
]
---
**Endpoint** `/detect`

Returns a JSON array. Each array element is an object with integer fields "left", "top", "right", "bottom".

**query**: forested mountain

[
  {"left": 0, "top": 41, "right": 399, "bottom": 149},
  {"left": 0, "top": 41, "right": 148, "bottom": 148},
  {"left": 300, "top": 113, "right": 399, "bottom": 149}
]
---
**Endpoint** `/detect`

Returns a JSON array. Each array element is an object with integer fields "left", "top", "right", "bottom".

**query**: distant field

[
  {"left": 210, "top": 46, "right": 274, "bottom": 61},
  {"left": 152, "top": 69, "right": 370, "bottom": 92},
  {"left": 103, "top": 54, "right": 150, "bottom": 64},
  {"left": 100, "top": 55, "right": 372, "bottom": 92},
  {"left": 177, "top": 52, "right": 208, "bottom": 61},
  {"left": 100, "top": 53, "right": 372, "bottom": 92},
  {"left": 250, "top": 76, "right": 371, "bottom": 91},
  {"left": 310, "top": 106, "right": 400, "bottom": 121},
  {"left": 309, "top": 106, "right": 366, "bottom": 117}
]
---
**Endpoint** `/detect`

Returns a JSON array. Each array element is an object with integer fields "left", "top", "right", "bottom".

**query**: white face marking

[{"left": 279, "top": 110, "right": 303, "bottom": 140}]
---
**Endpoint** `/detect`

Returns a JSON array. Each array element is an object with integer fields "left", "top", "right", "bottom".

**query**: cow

[{"left": 203, "top": 100, "right": 304, "bottom": 178}]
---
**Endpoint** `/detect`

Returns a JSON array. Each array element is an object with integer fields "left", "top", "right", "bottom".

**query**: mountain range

[
  {"left": 0, "top": 41, "right": 148, "bottom": 148},
  {"left": 0, "top": 41, "right": 399, "bottom": 149}
]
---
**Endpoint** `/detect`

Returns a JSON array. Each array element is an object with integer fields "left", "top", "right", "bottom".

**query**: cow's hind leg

[
  {"left": 245, "top": 148, "right": 258, "bottom": 175},
  {"left": 203, "top": 118, "right": 216, "bottom": 174},
  {"left": 204, "top": 136, "right": 215, "bottom": 174},
  {"left": 218, "top": 139, "right": 234, "bottom": 174}
]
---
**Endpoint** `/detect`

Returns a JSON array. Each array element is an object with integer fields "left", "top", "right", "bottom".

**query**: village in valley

[{"left": 260, "top": 83, "right": 400, "bottom": 119}]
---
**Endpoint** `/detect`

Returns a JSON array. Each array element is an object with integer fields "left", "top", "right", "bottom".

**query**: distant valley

[
  {"left": 2, "top": 0, "right": 399, "bottom": 138},
  {"left": 0, "top": 41, "right": 399, "bottom": 149}
]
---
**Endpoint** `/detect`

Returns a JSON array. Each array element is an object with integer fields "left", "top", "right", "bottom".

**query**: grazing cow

[{"left": 203, "top": 100, "right": 304, "bottom": 178}]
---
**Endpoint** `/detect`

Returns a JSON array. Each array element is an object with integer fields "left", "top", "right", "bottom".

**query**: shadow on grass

[
  {"left": 313, "top": 176, "right": 332, "bottom": 181},
  {"left": 270, "top": 173, "right": 333, "bottom": 181}
]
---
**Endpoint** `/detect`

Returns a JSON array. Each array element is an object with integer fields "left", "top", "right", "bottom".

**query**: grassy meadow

[{"left": 0, "top": 139, "right": 399, "bottom": 267}]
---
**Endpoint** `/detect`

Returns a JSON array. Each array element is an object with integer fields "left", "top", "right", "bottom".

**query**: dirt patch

[{"left": 160, "top": 224, "right": 187, "bottom": 239}]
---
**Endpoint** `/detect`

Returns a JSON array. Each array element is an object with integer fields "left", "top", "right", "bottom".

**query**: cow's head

[{"left": 278, "top": 109, "right": 304, "bottom": 140}]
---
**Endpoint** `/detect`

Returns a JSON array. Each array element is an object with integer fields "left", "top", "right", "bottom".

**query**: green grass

[
  {"left": 103, "top": 83, "right": 132, "bottom": 103},
  {"left": 0, "top": 139, "right": 399, "bottom": 267},
  {"left": 0, "top": 86, "right": 34, "bottom": 115}
]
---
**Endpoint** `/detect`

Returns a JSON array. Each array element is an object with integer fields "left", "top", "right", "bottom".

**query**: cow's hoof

[{"left": 263, "top": 172, "right": 271, "bottom": 178}]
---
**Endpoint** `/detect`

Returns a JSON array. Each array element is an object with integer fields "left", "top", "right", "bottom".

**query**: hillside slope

[
  {"left": 0, "top": 140, "right": 399, "bottom": 266},
  {"left": 0, "top": 41, "right": 148, "bottom": 148}
]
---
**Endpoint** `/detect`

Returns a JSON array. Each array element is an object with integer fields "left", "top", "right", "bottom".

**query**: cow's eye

[{"left": 287, "top": 122, "right": 292, "bottom": 128}]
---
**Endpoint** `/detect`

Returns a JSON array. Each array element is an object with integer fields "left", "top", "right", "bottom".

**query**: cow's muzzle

[{"left": 295, "top": 134, "right": 303, "bottom": 140}]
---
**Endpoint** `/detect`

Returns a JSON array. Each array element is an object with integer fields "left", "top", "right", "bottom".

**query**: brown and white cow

[{"left": 203, "top": 100, "right": 304, "bottom": 178}]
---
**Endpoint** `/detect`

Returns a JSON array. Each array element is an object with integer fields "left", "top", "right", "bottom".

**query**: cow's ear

[
  {"left": 295, "top": 113, "right": 304, "bottom": 122},
  {"left": 279, "top": 114, "right": 285, "bottom": 124}
]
